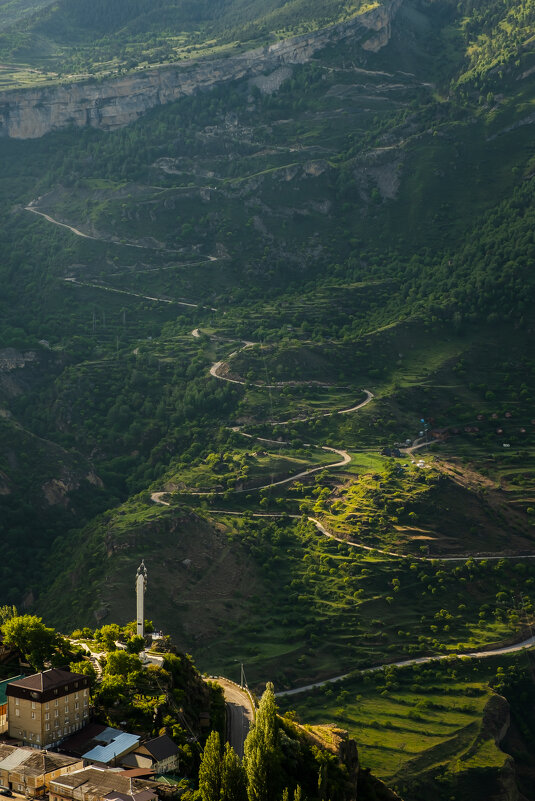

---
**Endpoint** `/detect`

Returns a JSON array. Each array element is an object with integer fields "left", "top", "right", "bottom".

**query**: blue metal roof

[{"left": 83, "top": 728, "right": 140, "bottom": 764}]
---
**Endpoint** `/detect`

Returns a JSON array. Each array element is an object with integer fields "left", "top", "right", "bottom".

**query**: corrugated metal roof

[
  {"left": 0, "top": 746, "right": 16, "bottom": 761},
  {"left": 84, "top": 731, "right": 140, "bottom": 764},
  {"left": 104, "top": 790, "right": 155, "bottom": 801},
  {"left": 18, "top": 752, "right": 80, "bottom": 777},
  {"left": 0, "top": 748, "right": 34, "bottom": 772}
]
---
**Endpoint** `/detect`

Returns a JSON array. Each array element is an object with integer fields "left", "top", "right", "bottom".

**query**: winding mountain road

[
  {"left": 275, "top": 634, "right": 535, "bottom": 697},
  {"left": 205, "top": 331, "right": 374, "bottom": 418},
  {"left": 209, "top": 353, "right": 337, "bottom": 392},
  {"left": 26, "top": 205, "right": 98, "bottom": 239},
  {"left": 149, "top": 328, "right": 535, "bottom": 694},
  {"left": 150, "top": 447, "right": 350, "bottom": 498},
  {"left": 28, "top": 204, "right": 535, "bottom": 701},
  {"left": 63, "top": 277, "right": 213, "bottom": 309},
  {"left": 150, "top": 329, "right": 370, "bottom": 496},
  {"left": 188, "top": 509, "right": 535, "bottom": 565},
  {"left": 151, "top": 329, "right": 535, "bottom": 565},
  {"left": 26, "top": 202, "right": 219, "bottom": 258},
  {"left": 207, "top": 678, "right": 255, "bottom": 757}
]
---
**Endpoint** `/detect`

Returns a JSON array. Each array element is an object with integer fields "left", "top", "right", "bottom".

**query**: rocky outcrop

[
  {"left": 0, "top": 348, "right": 40, "bottom": 401},
  {"left": 0, "top": 348, "right": 37, "bottom": 370},
  {"left": 42, "top": 469, "right": 103, "bottom": 507},
  {"left": 0, "top": 0, "right": 402, "bottom": 139},
  {"left": 481, "top": 693, "right": 511, "bottom": 745}
]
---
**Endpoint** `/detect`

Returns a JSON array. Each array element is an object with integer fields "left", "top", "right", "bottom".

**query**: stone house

[
  {"left": 0, "top": 745, "right": 83, "bottom": 797},
  {"left": 50, "top": 766, "right": 158, "bottom": 801},
  {"left": 7, "top": 669, "right": 90, "bottom": 748},
  {"left": 121, "top": 736, "right": 180, "bottom": 774}
]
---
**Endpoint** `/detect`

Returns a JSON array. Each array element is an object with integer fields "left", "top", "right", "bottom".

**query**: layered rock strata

[{"left": 0, "top": 0, "right": 402, "bottom": 139}]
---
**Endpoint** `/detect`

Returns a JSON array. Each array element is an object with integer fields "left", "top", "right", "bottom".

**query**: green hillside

[
  {"left": 0, "top": 0, "right": 533, "bottom": 88},
  {"left": 1, "top": 1, "right": 535, "bottom": 797},
  {"left": 0, "top": 0, "right": 54, "bottom": 29},
  {"left": 0, "top": 0, "right": 379, "bottom": 84}
]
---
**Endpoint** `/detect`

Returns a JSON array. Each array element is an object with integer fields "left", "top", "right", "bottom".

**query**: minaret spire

[{"left": 136, "top": 560, "right": 148, "bottom": 638}]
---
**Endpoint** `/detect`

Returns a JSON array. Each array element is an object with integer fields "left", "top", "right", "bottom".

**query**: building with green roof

[{"left": 0, "top": 676, "right": 25, "bottom": 733}]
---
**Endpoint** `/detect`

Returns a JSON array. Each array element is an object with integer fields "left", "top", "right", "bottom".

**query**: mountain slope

[{"left": 0, "top": 4, "right": 535, "bottom": 797}]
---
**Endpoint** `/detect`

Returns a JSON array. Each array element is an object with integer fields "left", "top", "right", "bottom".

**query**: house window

[
  {"left": 31, "top": 701, "right": 36, "bottom": 709},
  {"left": 18, "top": 785, "right": 23, "bottom": 791},
  {"left": 55, "top": 710, "right": 59, "bottom": 717},
  {"left": 46, "top": 724, "right": 50, "bottom": 731},
  {"left": 75, "top": 702, "right": 79, "bottom": 709},
  {"left": 45, "top": 713, "right": 49, "bottom": 720},
  {"left": 45, "top": 702, "right": 49, "bottom": 710},
  {"left": 15, "top": 698, "right": 19, "bottom": 706},
  {"left": 31, "top": 712, "right": 35, "bottom": 719}
]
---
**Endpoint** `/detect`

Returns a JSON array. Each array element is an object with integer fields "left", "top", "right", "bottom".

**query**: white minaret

[{"left": 136, "top": 560, "right": 148, "bottom": 638}]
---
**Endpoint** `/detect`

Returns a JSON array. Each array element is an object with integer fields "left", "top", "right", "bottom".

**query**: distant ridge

[{"left": 0, "top": 0, "right": 401, "bottom": 138}]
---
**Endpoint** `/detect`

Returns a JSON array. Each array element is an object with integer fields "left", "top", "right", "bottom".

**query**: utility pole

[{"left": 240, "top": 663, "right": 248, "bottom": 690}]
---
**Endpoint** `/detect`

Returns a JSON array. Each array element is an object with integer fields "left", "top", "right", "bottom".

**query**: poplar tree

[
  {"left": 199, "top": 730, "right": 222, "bottom": 801},
  {"left": 243, "top": 682, "right": 279, "bottom": 801},
  {"left": 280, "top": 787, "right": 303, "bottom": 801},
  {"left": 220, "top": 742, "right": 247, "bottom": 801}
]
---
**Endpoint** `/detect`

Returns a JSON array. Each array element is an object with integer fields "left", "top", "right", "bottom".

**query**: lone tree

[{"left": 1, "top": 614, "right": 66, "bottom": 671}]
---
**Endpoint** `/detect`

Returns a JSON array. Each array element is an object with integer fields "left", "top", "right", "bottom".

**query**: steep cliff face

[{"left": 0, "top": 0, "right": 402, "bottom": 139}]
